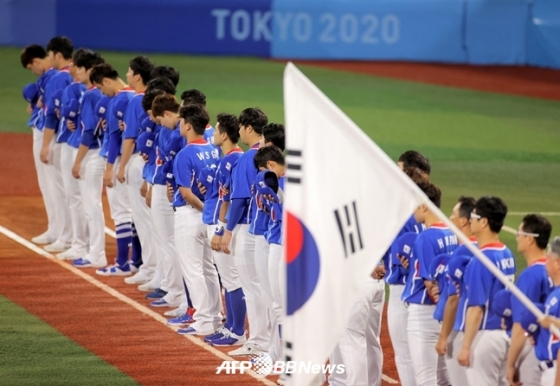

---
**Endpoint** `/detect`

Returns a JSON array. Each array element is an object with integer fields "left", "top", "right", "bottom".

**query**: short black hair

[
  {"left": 46, "top": 36, "right": 73, "bottom": 59},
  {"left": 129, "top": 56, "right": 154, "bottom": 85},
  {"left": 152, "top": 94, "right": 180, "bottom": 118},
  {"left": 398, "top": 150, "right": 431, "bottom": 176},
  {"left": 263, "top": 123, "right": 285, "bottom": 151},
  {"left": 239, "top": 107, "right": 268, "bottom": 135},
  {"left": 522, "top": 214, "right": 552, "bottom": 250},
  {"left": 216, "top": 113, "right": 240, "bottom": 144},
  {"left": 74, "top": 50, "right": 104, "bottom": 70},
  {"left": 417, "top": 182, "right": 442, "bottom": 208},
  {"left": 20, "top": 44, "right": 47, "bottom": 68},
  {"left": 403, "top": 167, "right": 430, "bottom": 185},
  {"left": 254, "top": 146, "right": 285, "bottom": 169},
  {"left": 179, "top": 104, "right": 209, "bottom": 135},
  {"left": 474, "top": 196, "right": 508, "bottom": 233},
  {"left": 151, "top": 65, "right": 180, "bottom": 86},
  {"left": 181, "top": 89, "right": 206, "bottom": 106},
  {"left": 457, "top": 196, "right": 476, "bottom": 219},
  {"left": 142, "top": 89, "right": 166, "bottom": 113},
  {"left": 146, "top": 76, "right": 176, "bottom": 95},
  {"left": 72, "top": 48, "right": 89, "bottom": 66},
  {"left": 90, "top": 63, "right": 119, "bottom": 84}
]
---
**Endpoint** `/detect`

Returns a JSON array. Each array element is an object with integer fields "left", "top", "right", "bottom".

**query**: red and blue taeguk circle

[{"left": 286, "top": 211, "right": 321, "bottom": 316}]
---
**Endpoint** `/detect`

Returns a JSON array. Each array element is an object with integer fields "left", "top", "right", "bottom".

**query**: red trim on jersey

[
  {"left": 530, "top": 258, "right": 548, "bottom": 266},
  {"left": 136, "top": 91, "right": 145, "bottom": 95},
  {"left": 479, "top": 242, "right": 506, "bottom": 251},
  {"left": 250, "top": 142, "right": 260, "bottom": 149},
  {"left": 429, "top": 222, "right": 447, "bottom": 229},
  {"left": 87, "top": 85, "right": 96, "bottom": 91},
  {"left": 188, "top": 139, "right": 207, "bottom": 145},
  {"left": 226, "top": 147, "right": 243, "bottom": 155},
  {"left": 59, "top": 66, "right": 70, "bottom": 72},
  {"left": 205, "top": 124, "right": 211, "bottom": 129}
]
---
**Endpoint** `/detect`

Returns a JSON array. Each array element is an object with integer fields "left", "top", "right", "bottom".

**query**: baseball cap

[
  {"left": 392, "top": 232, "right": 417, "bottom": 266},
  {"left": 447, "top": 255, "right": 472, "bottom": 284},
  {"left": 95, "top": 96, "right": 111, "bottom": 120},
  {"left": 52, "top": 89, "right": 64, "bottom": 109},
  {"left": 112, "top": 97, "right": 129, "bottom": 120},
  {"left": 520, "top": 303, "right": 545, "bottom": 337},
  {"left": 255, "top": 170, "right": 279, "bottom": 198},
  {"left": 162, "top": 161, "right": 174, "bottom": 184},
  {"left": 492, "top": 289, "right": 512, "bottom": 319},
  {"left": 197, "top": 166, "right": 217, "bottom": 193},
  {"left": 137, "top": 131, "right": 156, "bottom": 164},
  {"left": 430, "top": 254, "right": 451, "bottom": 280},
  {"left": 62, "top": 98, "right": 80, "bottom": 120},
  {"left": 22, "top": 83, "right": 39, "bottom": 104},
  {"left": 140, "top": 116, "right": 155, "bottom": 133}
]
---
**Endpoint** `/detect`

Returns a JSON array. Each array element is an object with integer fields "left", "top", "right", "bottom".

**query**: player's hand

[
  {"left": 506, "top": 365, "right": 521, "bottom": 386},
  {"left": 371, "top": 265, "right": 385, "bottom": 280},
  {"left": 435, "top": 337, "right": 447, "bottom": 356},
  {"left": 528, "top": 336, "right": 536, "bottom": 346},
  {"left": 220, "top": 186, "right": 229, "bottom": 197},
  {"left": 220, "top": 230, "right": 233, "bottom": 254},
  {"left": 539, "top": 316, "right": 554, "bottom": 329},
  {"left": 198, "top": 182, "right": 207, "bottom": 195},
  {"left": 429, "top": 282, "right": 440, "bottom": 303},
  {"left": 56, "top": 109, "right": 60, "bottom": 119},
  {"left": 398, "top": 254, "right": 409, "bottom": 269},
  {"left": 211, "top": 234, "right": 223, "bottom": 251},
  {"left": 140, "top": 181, "right": 147, "bottom": 198},
  {"left": 36, "top": 96, "right": 43, "bottom": 108},
  {"left": 101, "top": 119, "right": 107, "bottom": 131},
  {"left": 166, "top": 182, "right": 173, "bottom": 203},
  {"left": 103, "top": 167, "right": 114, "bottom": 188},
  {"left": 118, "top": 120, "right": 125, "bottom": 131},
  {"left": 26, "top": 104, "right": 32, "bottom": 114},
  {"left": 40, "top": 144, "right": 51, "bottom": 164},
  {"left": 457, "top": 347, "right": 471, "bottom": 367},
  {"left": 72, "top": 162, "right": 82, "bottom": 179},
  {"left": 116, "top": 166, "right": 126, "bottom": 184},
  {"left": 140, "top": 152, "right": 149, "bottom": 162},
  {"left": 67, "top": 120, "right": 76, "bottom": 132},
  {"left": 146, "top": 185, "right": 153, "bottom": 208}
]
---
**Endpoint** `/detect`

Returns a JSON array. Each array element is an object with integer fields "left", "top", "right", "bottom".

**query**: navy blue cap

[
  {"left": 137, "top": 131, "right": 156, "bottom": 164},
  {"left": 22, "top": 83, "right": 39, "bottom": 104},
  {"left": 492, "top": 289, "right": 512, "bottom": 319},
  {"left": 255, "top": 170, "right": 279, "bottom": 199},
  {"left": 197, "top": 166, "right": 217, "bottom": 192},
  {"left": 520, "top": 303, "right": 545, "bottom": 337},
  {"left": 112, "top": 97, "right": 129, "bottom": 120},
  {"left": 392, "top": 232, "right": 418, "bottom": 265},
  {"left": 447, "top": 255, "right": 472, "bottom": 284},
  {"left": 52, "top": 89, "right": 64, "bottom": 109},
  {"left": 162, "top": 161, "right": 174, "bottom": 184},
  {"left": 95, "top": 96, "right": 111, "bottom": 120},
  {"left": 140, "top": 117, "right": 155, "bottom": 133},
  {"left": 430, "top": 254, "right": 451, "bottom": 280},
  {"left": 62, "top": 98, "right": 80, "bottom": 120}
]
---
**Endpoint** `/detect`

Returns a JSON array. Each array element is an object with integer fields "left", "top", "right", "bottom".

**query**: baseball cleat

[
  {"left": 95, "top": 263, "right": 132, "bottom": 277},
  {"left": 177, "top": 326, "right": 216, "bottom": 336},
  {"left": 164, "top": 308, "right": 187, "bottom": 317},
  {"left": 146, "top": 288, "right": 167, "bottom": 299},
  {"left": 204, "top": 326, "right": 229, "bottom": 342},
  {"left": 167, "top": 313, "right": 194, "bottom": 326},
  {"left": 31, "top": 232, "right": 55, "bottom": 245},
  {"left": 124, "top": 271, "right": 151, "bottom": 285},
  {"left": 137, "top": 282, "right": 158, "bottom": 292},
  {"left": 149, "top": 298, "right": 173, "bottom": 308},
  {"left": 56, "top": 248, "right": 80, "bottom": 260},
  {"left": 72, "top": 258, "right": 93, "bottom": 268},
  {"left": 211, "top": 331, "right": 247, "bottom": 347},
  {"left": 44, "top": 241, "right": 71, "bottom": 253},
  {"left": 228, "top": 342, "right": 265, "bottom": 356}
]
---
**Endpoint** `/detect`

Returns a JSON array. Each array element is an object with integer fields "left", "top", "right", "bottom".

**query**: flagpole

[{"left": 419, "top": 197, "right": 560, "bottom": 339}]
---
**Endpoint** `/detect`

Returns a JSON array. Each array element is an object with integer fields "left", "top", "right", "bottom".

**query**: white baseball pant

[
  {"left": 125, "top": 154, "right": 157, "bottom": 277},
  {"left": 32, "top": 128, "right": 57, "bottom": 239},
  {"left": 518, "top": 340, "right": 541, "bottom": 386},
  {"left": 174, "top": 206, "right": 221, "bottom": 332},
  {"left": 407, "top": 304, "right": 449, "bottom": 386},
  {"left": 541, "top": 362, "right": 557, "bottom": 386},
  {"left": 151, "top": 184, "right": 182, "bottom": 304},
  {"left": 77, "top": 152, "right": 107, "bottom": 266},
  {"left": 464, "top": 329, "right": 509, "bottom": 386},
  {"left": 329, "top": 278, "right": 385, "bottom": 386},
  {"left": 60, "top": 144, "right": 88, "bottom": 255},
  {"left": 445, "top": 330, "right": 468, "bottom": 386},
  {"left": 387, "top": 285, "right": 416, "bottom": 386},
  {"left": 206, "top": 225, "right": 241, "bottom": 292},
  {"left": 232, "top": 224, "right": 270, "bottom": 350},
  {"left": 45, "top": 140, "right": 72, "bottom": 244},
  {"left": 105, "top": 157, "right": 132, "bottom": 226}
]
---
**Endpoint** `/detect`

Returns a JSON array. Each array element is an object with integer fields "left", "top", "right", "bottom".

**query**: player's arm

[
  {"left": 104, "top": 117, "right": 122, "bottom": 187},
  {"left": 178, "top": 187, "right": 204, "bottom": 212},
  {"left": 73, "top": 96, "right": 99, "bottom": 179},
  {"left": 436, "top": 293, "right": 459, "bottom": 355},
  {"left": 506, "top": 323, "right": 526, "bottom": 385},
  {"left": 40, "top": 79, "right": 64, "bottom": 163},
  {"left": 117, "top": 106, "right": 140, "bottom": 183},
  {"left": 457, "top": 305, "right": 483, "bottom": 367}
]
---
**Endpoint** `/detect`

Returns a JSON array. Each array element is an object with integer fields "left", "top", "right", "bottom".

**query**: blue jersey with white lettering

[
  {"left": 152, "top": 126, "right": 173, "bottom": 185},
  {"left": 384, "top": 216, "right": 425, "bottom": 285},
  {"left": 535, "top": 287, "right": 560, "bottom": 361},
  {"left": 43, "top": 67, "right": 72, "bottom": 131},
  {"left": 265, "top": 176, "right": 284, "bottom": 245},
  {"left": 78, "top": 86, "right": 103, "bottom": 150},
  {"left": 230, "top": 143, "right": 260, "bottom": 226},
  {"left": 215, "top": 148, "right": 244, "bottom": 224},
  {"left": 103, "top": 87, "right": 135, "bottom": 162},
  {"left": 122, "top": 92, "right": 147, "bottom": 153},
  {"left": 512, "top": 259, "right": 551, "bottom": 324},
  {"left": 64, "top": 83, "right": 88, "bottom": 147},
  {"left": 459, "top": 242, "right": 516, "bottom": 331},
  {"left": 173, "top": 140, "right": 220, "bottom": 208},
  {"left": 403, "top": 224, "right": 458, "bottom": 304}
]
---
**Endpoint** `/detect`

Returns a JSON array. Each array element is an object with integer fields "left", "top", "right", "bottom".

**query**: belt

[
  {"left": 539, "top": 360, "right": 555, "bottom": 371},
  {"left": 172, "top": 204, "right": 187, "bottom": 212}
]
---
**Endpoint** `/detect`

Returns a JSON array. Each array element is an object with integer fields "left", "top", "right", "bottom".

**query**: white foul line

[{"left": 2, "top": 224, "right": 400, "bottom": 385}]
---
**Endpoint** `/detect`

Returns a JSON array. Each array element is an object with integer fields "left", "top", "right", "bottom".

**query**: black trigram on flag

[
  {"left": 286, "top": 149, "right": 302, "bottom": 184},
  {"left": 284, "top": 340, "right": 293, "bottom": 378},
  {"left": 334, "top": 201, "right": 364, "bottom": 257}
]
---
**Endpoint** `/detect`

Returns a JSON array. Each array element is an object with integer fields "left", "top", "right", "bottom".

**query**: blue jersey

[
  {"left": 228, "top": 143, "right": 260, "bottom": 230},
  {"left": 64, "top": 83, "right": 87, "bottom": 147},
  {"left": 43, "top": 67, "right": 73, "bottom": 131},
  {"left": 448, "top": 240, "right": 478, "bottom": 331},
  {"left": 122, "top": 92, "right": 147, "bottom": 153},
  {"left": 384, "top": 216, "right": 425, "bottom": 285},
  {"left": 535, "top": 287, "right": 560, "bottom": 361},
  {"left": 264, "top": 176, "right": 285, "bottom": 245},
  {"left": 103, "top": 87, "right": 135, "bottom": 162},
  {"left": 402, "top": 223, "right": 458, "bottom": 305},
  {"left": 35, "top": 68, "right": 56, "bottom": 131},
  {"left": 459, "top": 242, "right": 516, "bottom": 331},
  {"left": 173, "top": 139, "right": 220, "bottom": 208},
  {"left": 512, "top": 259, "right": 551, "bottom": 324},
  {"left": 162, "top": 125, "right": 186, "bottom": 162},
  {"left": 78, "top": 87, "right": 103, "bottom": 150},
  {"left": 152, "top": 126, "right": 173, "bottom": 185}
]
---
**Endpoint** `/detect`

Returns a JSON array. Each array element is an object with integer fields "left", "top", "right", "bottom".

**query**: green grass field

[
  {"left": 0, "top": 296, "right": 137, "bottom": 385},
  {"left": 1, "top": 47, "right": 560, "bottom": 268}
]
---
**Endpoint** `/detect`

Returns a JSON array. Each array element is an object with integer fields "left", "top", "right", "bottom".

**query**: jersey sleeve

[
  {"left": 413, "top": 235, "right": 434, "bottom": 281},
  {"left": 447, "top": 275, "right": 458, "bottom": 296},
  {"left": 231, "top": 157, "right": 251, "bottom": 199},
  {"left": 174, "top": 150, "right": 194, "bottom": 189},
  {"left": 511, "top": 270, "right": 542, "bottom": 323},
  {"left": 123, "top": 100, "right": 143, "bottom": 140},
  {"left": 466, "top": 259, "right": 493, "bottom": 307}
]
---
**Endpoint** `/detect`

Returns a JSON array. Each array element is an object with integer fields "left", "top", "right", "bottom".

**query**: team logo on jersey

[{"left": 286, "top": 211, "right": 320, "bottom": 316}]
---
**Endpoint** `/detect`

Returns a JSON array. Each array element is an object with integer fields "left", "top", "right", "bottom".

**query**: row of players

[{"left": 385, "top": 152, "right": 560, "bottom": 386}]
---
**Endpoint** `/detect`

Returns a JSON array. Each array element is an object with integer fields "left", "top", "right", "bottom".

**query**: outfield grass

[
  {"left": 0, "top": 296, "right": 137, "bottom": 385},
  {"left": 1, "top": 47, "right": 560, "bottom": 268}
]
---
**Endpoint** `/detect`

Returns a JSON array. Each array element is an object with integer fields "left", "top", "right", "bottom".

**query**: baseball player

[
  {"left": 401, "top": 181, "right": 458, "bottom": 386},
  {"left": 219, "top": 107, "right": 270, "bottom": 356},
  {"left": 197, "top": 112, "right": 247, "bottom": 345},
  {"left": 179, "top": 89, "right": 216, "bottom": 146},
  {"left": 434, "top": 195, "right": 476, "bottom": 386},
  {"left": 39, "top": 36, "right": 75, "bottom": 254},
  {"left": 86, "top": 63, "right": 135, "bottom": 274},
  {"left": 169, "top": 102, "right": 221, "bottom": 335},
  {"left": 507, "top": 214, "right": 552, "bottom": 386},
  {"left": 70, "top": 51, "right": 108, "bottom": 268},
  {"left": 20, "top": 44, "right": 60, "bottom": 245},
  {"left": 457, "top": 196, "right": 515, "bottom": 385}
]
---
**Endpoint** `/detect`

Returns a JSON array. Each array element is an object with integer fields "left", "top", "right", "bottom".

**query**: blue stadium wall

[{"left": 1, "top": 0, "right": 559, "bottom": 69}]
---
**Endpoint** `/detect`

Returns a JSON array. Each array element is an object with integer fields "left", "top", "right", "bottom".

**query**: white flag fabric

[{"left": 282, "top": 62, "right": 426, "bottom": 386}]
